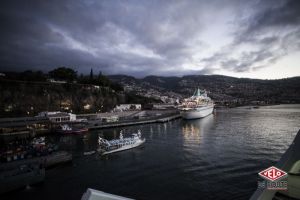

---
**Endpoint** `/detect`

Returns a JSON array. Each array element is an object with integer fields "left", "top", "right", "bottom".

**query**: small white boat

[
  {"left": 57, "top": 124, "right": 88, "bottom": 134},
  {"left": 31, "top": 137, "right": 45, "bottom": 146},
  {"left": 98, "top": 130, "right": 145, "bottom": 155}
]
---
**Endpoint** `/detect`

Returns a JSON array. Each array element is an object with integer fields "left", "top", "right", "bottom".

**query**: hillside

[
  {"left": 109, "top": 75, "right": 300, "bottom": 105},
  {"left": 0, "top": 80, "right": 163, "bottom": 117}
]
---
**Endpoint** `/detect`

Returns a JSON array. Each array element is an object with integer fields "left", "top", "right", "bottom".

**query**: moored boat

[
  {"left": 178, "top": 88, "right": 214, "bottom": 119},
  {"left": 31, "top": 137, "right": 45, "bottom": 146},
  {"left": 57, "top": 124, "right": 88, "bottom": 134},
  {"left": 98, "top": 130, "right": 145, "bottom": 155}
]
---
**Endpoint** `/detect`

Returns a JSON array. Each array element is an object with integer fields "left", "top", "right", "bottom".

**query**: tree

[
  {"left": 90, "top": 68, "right": 94, "bottom": 80},
  {"left": 49, "top": 67, "right": 77, "bottom": 82}
]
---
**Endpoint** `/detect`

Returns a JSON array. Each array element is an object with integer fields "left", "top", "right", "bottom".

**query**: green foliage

[
  {"left": 77, "top": 71, "right": 124, "bottom": 91},
  {"left": 49, "top": 67, "right": 77, "bottom": 82},
  {"left": 89, "top": 68, "right": 94, "bottom": 80},
  {"left": 126, "top": 92, "right": 162, "bottom": 104},
  {"left": 2, "top": 67, "right": 124, "bottom": 92},
  {"left": 110, "top": 82, "right": 123, "bottom": 92}
]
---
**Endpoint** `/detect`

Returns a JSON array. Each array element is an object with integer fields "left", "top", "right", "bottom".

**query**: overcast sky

[{"left": 0, "top": 0, "right": 299, "bottom": 79}]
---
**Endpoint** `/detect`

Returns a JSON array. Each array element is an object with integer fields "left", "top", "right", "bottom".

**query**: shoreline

[
  {"left": 0, "top": 112, "right": 181, "bottom": 138},
  {"left": 1, "top": 104, "right": 300, "bottom": 138}
]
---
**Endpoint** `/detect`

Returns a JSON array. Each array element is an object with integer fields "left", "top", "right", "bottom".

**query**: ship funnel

[{"left": 192, "top": 88, "right": 202, "bottom": 97}]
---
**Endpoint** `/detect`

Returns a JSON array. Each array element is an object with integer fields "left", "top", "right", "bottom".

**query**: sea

[{"left": 3, "top": 104, "right": 300, "bottom": 200}]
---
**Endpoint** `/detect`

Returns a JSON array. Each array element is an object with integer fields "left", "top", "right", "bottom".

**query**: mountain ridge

[{"left": 109, "top": 74, "right": 300, "bottom": 81}]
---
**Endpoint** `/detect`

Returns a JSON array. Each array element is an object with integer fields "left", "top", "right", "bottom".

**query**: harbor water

[{"left": 2, "top": 105, "right": 300, "bottom": 200}]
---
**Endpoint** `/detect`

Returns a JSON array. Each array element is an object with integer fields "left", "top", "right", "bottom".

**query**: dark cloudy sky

[{"left": 0, "top": 0, "right": 300, "bottom": 78}]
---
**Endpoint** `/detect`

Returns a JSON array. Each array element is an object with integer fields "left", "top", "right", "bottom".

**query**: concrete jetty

[
  {"left": 0, "top": 110, "right": 181, "bottom": 136},
  {"left": 0, "top": 151, "right": 72, "bottom": 194},
  {"left": 88, "top": 114, "right": 181, "bottom": 130},
  {"left": 0, "top": 159, "right": 45, "bottom": 194},
  {"left": 43, "top": 151, "right": 72, "bottom": 168},
  {"left": 0, "top": 151, "right": 72, "bottom": 170}
]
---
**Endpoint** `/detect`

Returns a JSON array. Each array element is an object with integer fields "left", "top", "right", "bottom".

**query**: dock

[
  {"left": 88, "top": 114, "right": 181, "bottom": 130},
  {"left": 43, "top": 151, "right": 72, "bottom": 168},
  {"left": 157, "top": 114, "right": 181, "bottom": 122},
  {"left": 0, "top": 151, "right": 72, "bottom": 194},
  {"left": 0, "top": 151, "right": 72, "bottom": 169},
  {"left": 0, "top": 159, "right": 45, "bottom": 194},
  {"left": 0, "top": 110, "right": 181, "bottom": 136}
]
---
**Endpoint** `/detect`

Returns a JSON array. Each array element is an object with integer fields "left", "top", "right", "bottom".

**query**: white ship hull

[
  {"left": 180, "top": 105, "right": 214, "bottom": 119},
  {"left": 100, "top": 139, "right": 146, "bottom": 155}
]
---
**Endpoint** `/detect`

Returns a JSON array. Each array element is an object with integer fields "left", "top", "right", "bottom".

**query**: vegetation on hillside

[{"left": 0, "top": 67, "right": 157, "bottom": 117}]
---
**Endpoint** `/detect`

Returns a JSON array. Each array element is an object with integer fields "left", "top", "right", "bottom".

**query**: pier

[
  {"left": 43, "top": 151, "right": 72, "bottom": 168},
  {"left": 0, "top": 151, "right": 72, "bottom": 169},
  {"left": 88, "top": 113, "right": 181, "bottom": 130},
  {"left": 0, "top": 110, "right": 181, "bottom": 137},
  {"left": 0, "top": 151, "right": 72, "bottom": 194},
  {"left": 0, "top": 159, "right": 45, "bottom": 194}
]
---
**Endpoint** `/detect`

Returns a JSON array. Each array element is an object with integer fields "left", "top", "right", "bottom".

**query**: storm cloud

[{"left": 0, "top": 0, "right": 299, "bottom": 77}]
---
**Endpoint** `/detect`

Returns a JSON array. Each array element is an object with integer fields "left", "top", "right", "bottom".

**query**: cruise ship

[
  {"left": 97, "top": 130, "right": 145, "bottom": 155},
  {"left": 179, "top": 88, "right": 214, "bottom": 119}
]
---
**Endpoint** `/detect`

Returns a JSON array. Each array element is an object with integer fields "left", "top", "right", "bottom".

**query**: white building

[
  {"left": 113, "top": 104, "right": 142, "bottom": 112},
  {"left": 38, "top": 111, "right": 77, "bottom": 123}
]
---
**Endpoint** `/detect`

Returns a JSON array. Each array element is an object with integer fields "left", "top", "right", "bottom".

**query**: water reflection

[
  {"left": 59, "top": 135, "right": 75, "bottom": 146},
  {"left": 157, "top": 124, "right": 161, "bottom": 134},
  {"left": 5, "top": 106, "right": 300, "bottom": 200},
  {"left": 181, "top": 114, "right": 215, "bottom": 144},
  {"left": 149, "top": 126, "right": 153, "bottom": 139},
  {"left": 182, "top": 123, "right": 200, "bottom": 140}
]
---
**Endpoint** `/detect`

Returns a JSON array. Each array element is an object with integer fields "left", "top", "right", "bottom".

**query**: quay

[
  {"left": 0, "top": 151, "right": 72, "bottom": 169},
  {"left": 88, "top": 113, "right": 181, "bottom": 130},
  {"left": 43, "top": 151, "right": 72, "bottom": 168},
  {"left": 0, "top": 151, "right": 72, "bottom": 194},
  {"left": 0, "top": 110, "right": 182, "bottom": 137},
  {"left": 0, "top": 159, "right": 45, "bottom": 194}
]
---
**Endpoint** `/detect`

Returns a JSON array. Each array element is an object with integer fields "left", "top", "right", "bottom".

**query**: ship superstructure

[{"left": 179, "top": 88, "right": 214, "bottom": 119}]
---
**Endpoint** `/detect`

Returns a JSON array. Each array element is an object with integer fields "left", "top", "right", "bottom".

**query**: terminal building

[{"left": 37, "top": 112, "right": 77, "bottom": 123}]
